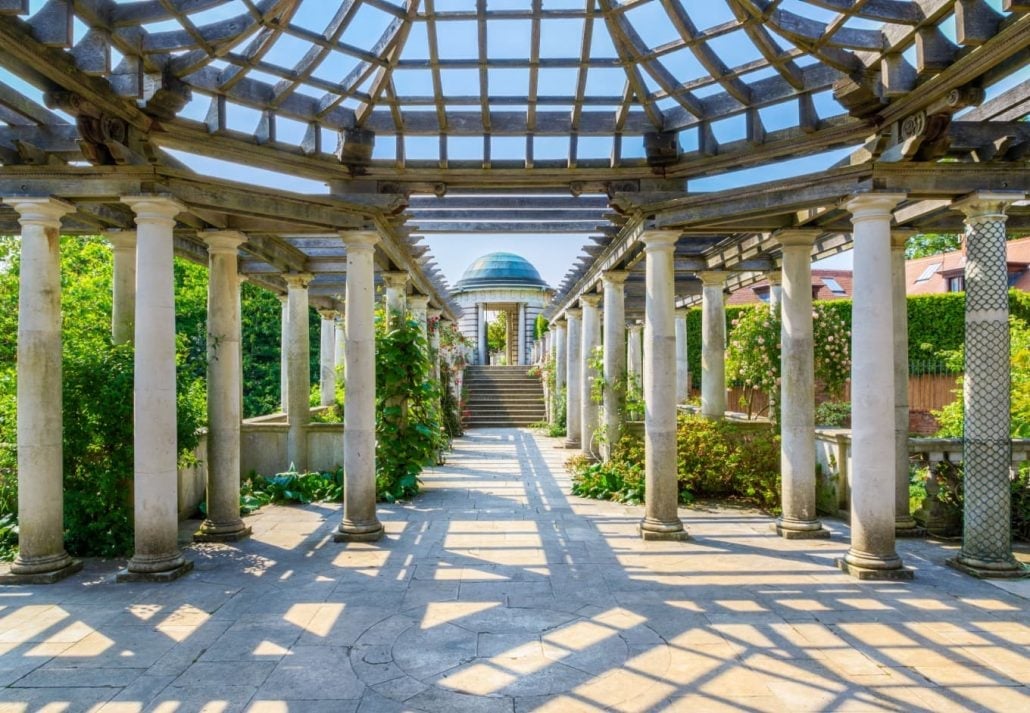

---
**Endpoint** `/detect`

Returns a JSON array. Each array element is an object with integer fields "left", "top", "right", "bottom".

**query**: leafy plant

[
  {"left": 815, "top": 401, "right": 851, "bottom": 428},
  {"left": 241, "top": 466, "right": 343, "bottom": 506}
]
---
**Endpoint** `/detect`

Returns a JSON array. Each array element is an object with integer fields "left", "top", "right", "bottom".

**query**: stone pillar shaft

[
  {"left": 337, "top": 232, "right": 383, "bottom": 542},
  {"left": 627, "top": 323, "right": 643, "bottom": 380},
  {"left": 891, "top": 233, "right": 919, "bottom": 534},
  {"left": 518, "top": 302, "right": 527, "bottom": 366},
  {"left": 767, "top": 271, "right": 783, "bottom": 313},
  {"left": 428, "top": 308, "right": 443, "bottom": 382},
  {"left": 5, "top": 198, "right": 78, "bottom": 581},
  {"left": 700, "top": 272, "right": 728, "bottom": 418},
  {"left": 121, "top": 196, "right": 190, "bottom": 580},
  {"left": 553, "top": 321, "right": 567, "bottom": 427},
  {"left": 776, "top": 232, "right": 827, "bottom": 539},
  {"left": 279, "top": 295, "right": 289, "bottom": 411},
  {"left": 839, "top": 193, "right": 911, "bottom": 580},
  {"left": 285, "top": 273, "right": 313, "bottom": 472},
  {"left": 580, "top": 294, "right": 602, "bottom": 454},
  {"left": 951, "top": 192, "right": 1025, "bottom": 577},
  {"left": 319, "top": 312, "right": 337, "bottom": 407},
  {"left": 564, "top": 309, "right": 583, "bottom": 447},
  {"left": 675, "top": 309, "right": 689, "bottom": 403},
  {"left": 334, "top": 314, "right": 346, "bottom": 380},
  {"left": 197, "top": 231, "right": 249, "bottom": 542},
  {"left": 602, "top": 272, "right": 628, "bottom": 458},
  {"left": 640, "top": 231, "right": 687, "bottom": 540},
  {"left": 383, "top": 271, "right": 408, "bottom": 327},
  {"left": 478, "top": 304, "right": 489, "bottom": 365},
  {"left": 107, "top": 231, "right": 136, "bottom": 345},
  {"left": 409, "top": 295, "right": 430, "bottom": 343}
]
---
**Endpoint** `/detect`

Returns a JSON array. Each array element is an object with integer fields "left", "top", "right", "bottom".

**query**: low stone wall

[{"left": 177, "top": 435, "right": 208, "bottom": 520}]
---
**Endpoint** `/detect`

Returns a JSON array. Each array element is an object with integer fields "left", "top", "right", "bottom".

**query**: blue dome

[{"left": 455, "top": 252, "right": 548, "bottom": 290}]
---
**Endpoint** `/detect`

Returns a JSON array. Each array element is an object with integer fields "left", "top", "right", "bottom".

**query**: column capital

[
  {"left": 774, "top": 229, "right": 820, "bottom": 249},
  {"left": 341, "top": 230, "right": 379, "bottom": 252},
  {"left": 276, "top": 292, "right": 288, "bottom": 304},
  {"left": 675, "top": 307, "right": 689, "bottom": 318},
  {"left": 566, "top": 307, "right": 583, "bottom": 320},
  {"left": 627, "top": 321, "right": 643, "bottom": 332},
  {"left": 283, "top": 272, "right": 314, "bottom": 289},
  {"left": 845, "top": 192, "right": 906, "bottom": 221},
  {"left": 601, "top": 269, "right": 630, "bottom": 285},
  {"left": 553, "top": 318, "right": 567, "bottom": 329},
  {"left": 641, "top": 230, "right": 680, "bottom": 252},
  {"left": 317, "top": 308, "right": 338, "bottom": 320},
  {"left": 382, "top": 271, "right": 410, "bottom": 289},
  {"left": 427, "top": 308, "right": 443, "bottom": 319},
  {"left": 121, "top": 195, "right": 185, "bottom": 222},
  {"left": 4, "top": 196, "right": 74, "bottom": 226},
  {"left": 408, "top": 295, "right": 430, "bottom": 310},
  {"left": 890, "top": 229, "right": 917, "bottom": 249},
  {"left": 952, "top": 191, "right": 1025, "bottom": 220},
  {"left": 104, "top": 229, "right": 136, "bottom": 251},
  {"left": 580, "top": 293, "right": 602, "bottom": 308},
  {"left": 201, "top": 230, "right": 247, "bottom": 255},
  {"left": 766, "top": 270, "right": 782, "bottom": 286},
  {"left": 699, "top": 271, "right": 729, "bottom": 287}
]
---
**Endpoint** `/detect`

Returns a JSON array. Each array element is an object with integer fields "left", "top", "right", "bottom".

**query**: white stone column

[
  {"left": 318, "top": 310, "right": 337, "bottom": 407},
  {"left": 675, "top": 308, "right": 690, "bottom": 403},
  {"left": 950, "top": 192, "right": 1025, "bottom": 577},
  {"left": 767, "top": 271, "right": 783, "bottom": 313},
  {"left": 553, "top": 319, "right": 567, "bottom": 427},
  {"left": 2, "top": 197, "right": 79, "bottom": 583},
  {"left": 891, "top": 231, "right": 920, "bottom": 536},
  {"left": 628, "top": 321, "right": 643, "bottom": 381},
  {"left": 838, "top": 193, "right": 911, "bottom": 580},
  {"left": 383, "top": 271, "right": 408, "bottom": 326},
  {"left": 428, "top": 307, "right": 443, "bottom": 382},
  {"left": 602, "top": 271, "right": 628, "bottom": 458},
  {"left": 564, "top": 308, "right": 583, "bottom": 448},
  {"left": 334, "top": 311, "right": 346, "bottom": 381},
  {"left": 336, "top": 231, "right": 383, "bottom": 542},
  {"left": 106, "top": 230, "right": 136, "bottom": 346},
  {"left": 285, "top": 273, "right": 313, "bottom": 472},
  {"left": 478, "top": 303, "right": 489, "bottom": 365},
  {"left": 700, "top": 271, "right": 728, "bottom": 419},
  {"left": 196, "top": 230, "right": 250, "bottom": 543},
  {"left": 409, "top": 294, "right": 430, "bottom": 343},
  {"left": 279, "top": 294, "right": 289, "bottom": 412},
  {"left": 580, "top": 294, "right": 602, "bottom": 455},
  {"left": 120, "top": 196, "right": 191, "bottom": 581},
  {"left": 775, "top": 231, "right": 828, "bottom": 540},
  {"left": 640, "top": 230, "right": 687, "bottom": 540},
  {"left": 518, "top": 302, "right": 527, "bottom": 366}
]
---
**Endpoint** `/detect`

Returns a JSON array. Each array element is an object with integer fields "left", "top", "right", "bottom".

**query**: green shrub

[
  {"left": 569, "top": 435, "right": 645, "bottom": 504},
  {"left": 241, "top": 466, "right": 343, "bottom": 507}
]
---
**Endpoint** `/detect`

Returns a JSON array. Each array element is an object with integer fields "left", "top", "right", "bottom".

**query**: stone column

[
  {"left": 119, "top": 196, "right": 191, "bottom": 582},
  {"left": 409, "top": 294, "right": 430, "bottom": 343},
  {"left": 383, "top": 271, "right": 408, "bottom": 327},
  {"left": 775, "top": 231, "right": 828, "bottom": 540},
  {"left": 700, "top": 271, "right": 728, "bottom": 419},
  {"left": 891, "top": 231, "right": 920, "bottom": 536},
  {"left": 640, "top": 231, "right": 687, "bottom": 540},
  {"left": 518, "top": 302, "right": 527, "bottom": 366},
  {"left": 478, "top": 303, "right": 489, "bottom": 365},
  {"left": 428, "top": 307, "right": 443, "bottom": 381},
  {"left": 553, "top": 319, "right": 567, "bottom": 427},
  {"left": 564, "top": 308, "right": 583, "bottom": 448},
  {"left": 1, "top": 197, "right": 80, "bottom": 583},
  {"left": 279, "top": 294, "right": 289, "bottom": 412},
  {"left": 628, "top": 321, "right": 643, "bottom": 380},
  {"left": 285, "top": 273, "right": 314, "bottom": 472},
  {"left": 196, "top": 230, "right": 250, "bottom": 543},
  {"left": 318, "top": 310, "right": 337, "bottom": 407},
  {"left": 336, "top": 231, "right": 383, "bottom": 542},
  {"left": 837, "top": 193, "right": 912, "bottom": 580},
  {"left": 949, "top": 192, "right": 1025, "bottom": 577},
  {"left": 106, "top": 230, "right": 136, "bottom": 345},
  {"left": 602, "top": 271, "right": 629, "bottom": 458},
  {"left": 334, "top": 311, "right": 346, "bottom": 380},
  {"left": 580, "top": 294, "right": 602, "bottom": 455},
  {"left": 767, "top": 271, "right": 783, "bottom": 313},
  {"left": 675, "top": 308, "right": 690, "bottom": 403}
]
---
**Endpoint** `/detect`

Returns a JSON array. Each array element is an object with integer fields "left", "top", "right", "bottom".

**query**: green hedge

[{"left": 686, "top": 290, "right": 1026, "bottom": 388}]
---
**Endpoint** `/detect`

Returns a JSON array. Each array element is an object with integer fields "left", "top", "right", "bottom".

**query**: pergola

[{"left": 0, "top": 0, "right": 1027, "bottom": 583}]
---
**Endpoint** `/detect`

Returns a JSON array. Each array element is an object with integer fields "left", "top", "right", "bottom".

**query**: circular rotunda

[{"left": 453, "top": 253, "right": 552, "bottom": 366}]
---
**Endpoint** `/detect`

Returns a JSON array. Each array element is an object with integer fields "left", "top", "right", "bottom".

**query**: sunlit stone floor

[{"left": 1, "top": 428, "right": 1028, "bottom": 712}]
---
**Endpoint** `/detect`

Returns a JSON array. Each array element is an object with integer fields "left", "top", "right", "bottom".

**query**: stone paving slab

[{"left": 1, "top": 428, "right": 1028, "bottom": 711}]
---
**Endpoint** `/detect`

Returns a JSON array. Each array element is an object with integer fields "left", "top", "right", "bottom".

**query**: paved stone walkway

[{"left": 1, "top": 428, "right": 1028, "bottom": 712}]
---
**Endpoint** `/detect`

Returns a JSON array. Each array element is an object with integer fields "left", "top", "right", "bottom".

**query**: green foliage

[
  {"left": 569, "top": 435, "right": 645, "bottom": 504},
  {"left": 587, "top": 346, "right": 605, "bottom": 405},
  {"left": 440, "top": 359, "right": 464, "bottom": 439},
  {"left": 815, "top": 401, "right": 852, "bottom": 427},
  {"left": 534, "top": 314, "right": 548, "bottom": 340},
  {"left": 375, "top": 309, "right": 446, "bottom": 502},
  {"left": 242, "top": 466, "right": 343, "bottom": 507},
  {"left": 487, "top": 312, "right": 507, "bottom": 358},
  {"left": 905, "top": 233, "right": 961, "bottom": 259},
  {"left": 548, "top": 387, "right": 567, "bottom": 437}
]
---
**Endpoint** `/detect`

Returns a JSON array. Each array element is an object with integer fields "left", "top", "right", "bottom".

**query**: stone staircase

[{"left": 464, "top": 365, "right": 546, "bottom": 428}]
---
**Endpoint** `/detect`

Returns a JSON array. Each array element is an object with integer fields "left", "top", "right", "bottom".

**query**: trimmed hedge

[{"left": 686, "top": 290, "right": 1027, "bottom": 388}]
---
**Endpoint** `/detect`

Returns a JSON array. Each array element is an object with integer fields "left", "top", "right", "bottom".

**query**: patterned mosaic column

[{"left": 949, "top": 192, "right": 1026, "bottom": 578}]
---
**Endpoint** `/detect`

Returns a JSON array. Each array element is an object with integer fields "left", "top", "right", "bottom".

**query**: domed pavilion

[{"left": 453, "top": 253, "right": 552, "bottom": 366}]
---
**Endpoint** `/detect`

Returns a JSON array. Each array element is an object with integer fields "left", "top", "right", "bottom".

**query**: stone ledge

[
  {"left": 333, "top": 529, "right": 384, "bottom": 543},
  {"left": 0, "top": 560, "right": 82, "bottom": 585},
  {"left": 946, "top": 557, "right": 1030, "bottom": 579},
  {"left": 193, "top": 526, "right": 253, "bottom": 544},
  {"left": 639, "top": 526, "right": 690, "bottom": 542},
  {"left": 774, "top": 524, "right": 832, "bottom": 540},
  {"left": 835, "top": 558, "right": 914, "bottom": 581},
  {"left": 115, "top": 560, "right": 194, "bottom": 583}
]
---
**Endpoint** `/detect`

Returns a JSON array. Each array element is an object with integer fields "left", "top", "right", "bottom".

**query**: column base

[
  {"left": 835, "top": 557, "right": 913, "bottom": 581},
  {"left": 894, "top": 520, "right": 926, "bottom": 538},
  {"left": 773, "top": 521, "right": 831, "bottom": 540},
  {"left": 334, "top": 520, "right": 384, "bottom": 543},
  {"left": 116, "top": 560, "right": 193, "bottom": 583},
  {"left": 639, "top": 519, "right": 689, "bottom": 542},
  {"left": 193, "top": 524, "right": 252, "bottom": 543},
  {"left": 946, "top": 556, "right": 1029, "bottom": 580},
  {"left": 0, "top": 560, "right": 82, "bottom": 585},
  {"left": 562, "top": 438, "right": 581, "bottom": 449}
]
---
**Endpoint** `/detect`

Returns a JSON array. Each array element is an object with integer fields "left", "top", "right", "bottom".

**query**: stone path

[{"left": 1, "top": 428, "right": 1029, "bottom": 712}]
